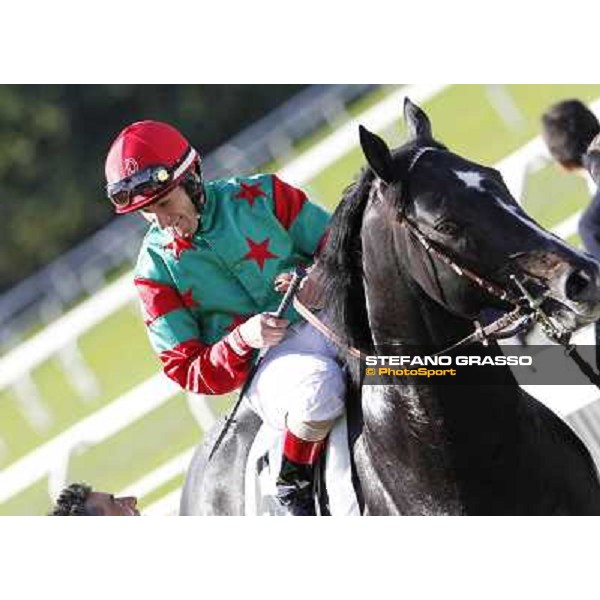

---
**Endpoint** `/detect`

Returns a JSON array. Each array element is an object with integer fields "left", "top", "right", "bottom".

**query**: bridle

[
  {"left": 297, "top": 146, "right": 580, "bottom": 361},
  {"left": 368, "top": 172, "right": 564, "bottom": 356}
]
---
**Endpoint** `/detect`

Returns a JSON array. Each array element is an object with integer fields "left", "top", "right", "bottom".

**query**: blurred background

[{"left": 2, "top": 84, "right": 600, "bottom": 515}]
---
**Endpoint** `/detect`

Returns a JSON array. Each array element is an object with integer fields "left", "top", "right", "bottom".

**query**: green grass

[
  {"left": 0, "top": 478, "right": 55, "bottom": 517},
  {"left": 3, "top": 84, "right": 600, "bottom": 515},
  {"left": 66, "top": 394, "right": 202, "bottom": 495},
  {"left": 522, "top": 163, "right": 591, "bottom": 230},
  {"left": 78, "top": 304, "right": 159, "bottom": 400},
  {"left": 139, "top": 474, "right": 185, "bottom": 509},
  {"left": 0, "top": 304, "right": 159, "bottom": 470}
]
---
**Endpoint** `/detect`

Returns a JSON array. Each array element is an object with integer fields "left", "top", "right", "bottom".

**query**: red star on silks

[
  {"left": 164, "top": 235, "right": 195, "bottom": 260},
  {"left": 181, "top": 289, "right": 199, "bottom": 309},
  {"left": 242, "top": 237, "right": 279, "bottom": 271},
  {"left": 224, "top": 314, "right": 251, "bottom": 333},
  {"left": 234, "top": 182, "right": 266, "bottom": 207}
]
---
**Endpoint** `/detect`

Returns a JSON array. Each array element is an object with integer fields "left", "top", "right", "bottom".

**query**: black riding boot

[{"left": 275, "top": 430, "right": 325, "bottom": 516}]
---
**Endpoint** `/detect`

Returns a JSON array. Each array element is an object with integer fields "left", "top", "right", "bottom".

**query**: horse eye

[{"left": 435, "top": 220, "right": 461, "bottom": 236}]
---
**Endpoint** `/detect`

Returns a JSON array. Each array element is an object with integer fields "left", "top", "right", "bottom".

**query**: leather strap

[{"left": 293, "top": 296, "right": 363, "bottom": 359}]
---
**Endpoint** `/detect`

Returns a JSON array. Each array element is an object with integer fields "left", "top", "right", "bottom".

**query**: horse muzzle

[
  {"left": 557, "top": 262, "right": 600, "bottom": 322},
  {"left": 512, "top": 251, "right": 600, "bottom": 326}
]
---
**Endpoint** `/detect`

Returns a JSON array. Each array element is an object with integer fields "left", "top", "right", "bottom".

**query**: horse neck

[
  {"left": 359, "top": 236, "right": 521, "bottom": 513},
  {"left": 363, "top": 248, "right": 472, "bottom": 349}
]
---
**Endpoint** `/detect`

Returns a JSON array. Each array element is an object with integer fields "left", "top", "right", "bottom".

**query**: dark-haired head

[
  {"left": 50, "top": 483, "right": 139, "bottom": 516},
  {"left": 50, "top": 482, "right": 95, "bottom": 516},
  {"left": 542, "top": 99, "right": 600, "bottom": 168}
]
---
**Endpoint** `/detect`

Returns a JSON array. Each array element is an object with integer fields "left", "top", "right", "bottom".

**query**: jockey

[{"left": 104, "top": 120, "right": 346, "bottom": 516}]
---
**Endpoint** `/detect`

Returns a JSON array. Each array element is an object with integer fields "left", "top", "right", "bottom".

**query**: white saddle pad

[{"left": 244, "top": 414, "right": 360, "bottom": 516}]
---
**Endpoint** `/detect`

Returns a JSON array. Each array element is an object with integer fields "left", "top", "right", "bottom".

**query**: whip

[{"left": 208, "top": 265, "right": 306, "bottom": 461}]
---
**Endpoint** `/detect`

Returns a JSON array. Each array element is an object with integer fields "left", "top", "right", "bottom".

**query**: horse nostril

[{"left": 565, "top": 268, "right": 592, "bottom": 301}]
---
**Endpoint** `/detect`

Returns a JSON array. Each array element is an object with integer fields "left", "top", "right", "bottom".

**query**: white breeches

[{"left": 245, "top": 321, "right": 346, "bottom": 431}]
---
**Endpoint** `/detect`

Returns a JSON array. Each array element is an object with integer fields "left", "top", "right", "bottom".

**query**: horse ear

[
  {"left": 359, "top": 125, "right": 394, "bottom": 182},
  {"left": 404, "top": 97, "right": 432, "bottom": 140}
]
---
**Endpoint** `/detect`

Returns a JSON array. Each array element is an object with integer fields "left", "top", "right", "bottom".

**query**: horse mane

[
  {"left": 317, "top": 139, "right": 448, "bottom": 375},
  {"left": 319, "top": 166, "right": 375, "bottom": 361}
]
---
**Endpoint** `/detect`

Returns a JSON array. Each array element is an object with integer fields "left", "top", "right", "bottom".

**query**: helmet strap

[{"left": 182, "top": 168, "right": 204, "bottom": 213}]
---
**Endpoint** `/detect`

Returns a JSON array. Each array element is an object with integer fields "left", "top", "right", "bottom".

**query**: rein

[{"left": 293, "top": 296, "right": 362, "bottom": 359}]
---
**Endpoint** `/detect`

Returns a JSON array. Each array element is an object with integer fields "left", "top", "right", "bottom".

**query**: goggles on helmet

[
  {"left": 106, "top": 146, "right": 198, "bottom": 209},
  {"left": 107, "top": 165, "right": 172, "bottom": 208}
]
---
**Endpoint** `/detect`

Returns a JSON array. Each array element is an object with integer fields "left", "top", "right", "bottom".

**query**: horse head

[{"left": 357, "top": 98, "right": 600, "bottom": 344}]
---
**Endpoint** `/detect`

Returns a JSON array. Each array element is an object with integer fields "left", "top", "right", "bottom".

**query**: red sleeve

[
  {"left": 315, "top": 230, "right": 329, "bottom": 257},
  {"left": 159, "top": 328, "right": 254, "bottom": 395},
  {"left": 272, "top": 174, "right": 308, "bottom": 230}
]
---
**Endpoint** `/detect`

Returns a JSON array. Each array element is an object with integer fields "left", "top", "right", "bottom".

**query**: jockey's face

[
  {"left": 141, "top": 185, "right": 200, "bottom": 239},
  {"left": 85, "top": 491, "right": 140, "bottom": 516}
]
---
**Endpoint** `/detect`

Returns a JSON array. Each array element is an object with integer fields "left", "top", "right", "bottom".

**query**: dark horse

[{"left": 181, "top": 99, "right": 600, "bottom": 515}]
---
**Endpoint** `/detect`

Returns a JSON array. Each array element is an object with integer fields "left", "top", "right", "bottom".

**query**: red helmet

[{"left": 105, "top": 120, "right": 200, "bottom": 214}]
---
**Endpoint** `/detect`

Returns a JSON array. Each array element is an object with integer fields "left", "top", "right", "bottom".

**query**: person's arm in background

[{"left": 579, "top": 188, "right": 600, "bottom": 262}]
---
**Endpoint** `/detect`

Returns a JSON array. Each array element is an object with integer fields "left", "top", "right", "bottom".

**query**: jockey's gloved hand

[
  {"left": 237, "top": 312, "right": 289, "bottom": 349},
  {"left": 274, "top": 266, "right": 325, "bottom": 310},
  {"left": 274, "top": 272, "right": 295, "bottom": 293}
]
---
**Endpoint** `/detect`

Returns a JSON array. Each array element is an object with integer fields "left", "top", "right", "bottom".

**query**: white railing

[
  {"left": 0, "top": 375, "right": 217, "bottom": 507},
  {"left": 143, "top": 489, "right": 182, "bottom": 516},
  {"left": 118, "top": 447, "right": 195, "bottom": 499},
  {"left": 0, "top": 275, "right": 135, "bottom": 391},
  {"left": 0, "top": 373, "right": 179, "bottom": 504}
]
